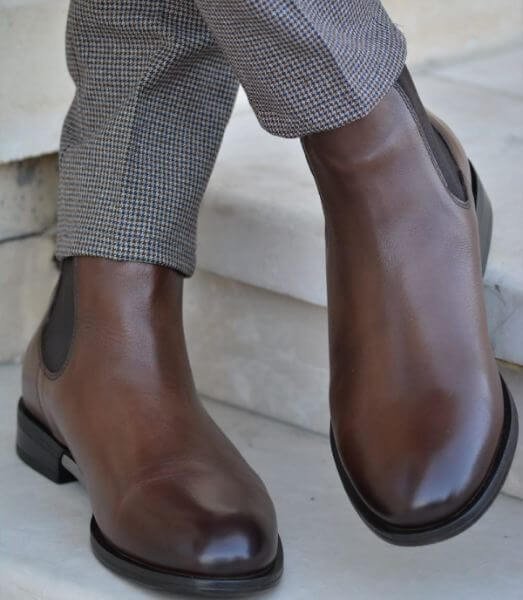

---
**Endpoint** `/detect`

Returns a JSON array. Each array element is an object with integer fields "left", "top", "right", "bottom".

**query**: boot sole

[
  {"left": 16, "top": 400, "right": 284, "bottom": 597},
  {"left": 329, "top": 161, "right": 519, "bottom": 546}
]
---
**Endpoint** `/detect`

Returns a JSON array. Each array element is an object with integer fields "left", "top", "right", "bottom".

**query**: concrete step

[
  {"left": 0, "top": 155, "right": 57, "bottom": 240},
  {"left": 0, "top": 153, "right": 58, "bottom": 363},
  {"left": 0, "top": 0, "right": 73, "bottom": 162},
  {"left": 198, "top": 45, "right": 523, "bottom": 367},
  {"left": 383, "top": 0, "right": 523, "bottom": 65},
  {"left": 0, "top": 232, "right": 57, "bottom": 364},
  {"left": 1, "top": 363, "right": 523, "bottom": 600},
  {"left": 1, "top": 0, "right": 521, "bottom": 163},
  {"left": 183, "top": 269, "right": 523, "bottom": 501},
  {"left": 185, "top": 46, "right": 523, "bottom": 499}
]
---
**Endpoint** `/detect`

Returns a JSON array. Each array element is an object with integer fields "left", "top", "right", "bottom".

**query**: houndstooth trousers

[{"left": 56, "top": 0, "right": 406, "bottom": 276}]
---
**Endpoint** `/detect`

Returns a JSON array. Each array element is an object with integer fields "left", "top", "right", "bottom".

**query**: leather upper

[
  {"left": 23, "top": 258, "right": 279, "bottom": 575},
  {"left": 303, "top": 85, "right": 504, "bottom": 528}
]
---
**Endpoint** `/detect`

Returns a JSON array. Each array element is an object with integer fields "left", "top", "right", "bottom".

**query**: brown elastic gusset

[
  {"left": 396, "top": 67, "right": 467, "bottom": 202},
  {"left": 41, "top": 258, "right": 75, "bottom": 373}
]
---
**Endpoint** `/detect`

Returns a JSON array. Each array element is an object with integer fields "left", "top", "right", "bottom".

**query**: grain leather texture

[
  {"left": 303, "top": 83, "right": 504, "bottom": 528},
  {"left": 22, "top": 258, "right": 279, "bottom": 577}
]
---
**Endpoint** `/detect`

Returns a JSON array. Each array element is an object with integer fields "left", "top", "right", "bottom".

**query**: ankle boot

[
  {"left": 302, "top": 67, "right": 518, "bottom": 545},
  {"left": 17, "top": 257, "right": 283, "bottom": 594}
]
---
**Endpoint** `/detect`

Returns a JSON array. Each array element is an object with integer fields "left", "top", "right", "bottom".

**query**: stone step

[
  {"left": 0, "top": 155, "right": 57, "bottom": 240},
  {"left": 0, "top": 0, "right": 73, "bottom": 163},
  {"left": 185, "top": 46, "right": 523, "bottom": 499},
  {"left": 383, "top": 0, "right": 523, "bottom": 65},
  {"left": 1, "top": 0, "right": 521, "bottom": 163},
  {"left": 0, "top": 232, "right": 57, "bottom": 364},
  {"left": 184, "top": 269, "right": 523, "bottom": 501},
  {"left": 198, "top": 46, "right": 523, "bottom": 367},
  {"left": 1, "top": 363, "right": 523, "bottom": 600},
  {"left": 0, "top": 154, "right": 58, "bottom": 363}
]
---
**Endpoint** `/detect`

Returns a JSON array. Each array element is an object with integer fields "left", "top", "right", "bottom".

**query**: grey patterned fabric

[
  {"left": 194, "top": 0, "right": 406, "bottom": 137},
  {"left": 56, "top": 0, "right": 406, "bottom": 276},
  {"left": 56, "top": 1, "right": 239, "bottom": 275}
]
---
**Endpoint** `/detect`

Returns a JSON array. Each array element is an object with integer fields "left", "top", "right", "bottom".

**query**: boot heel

[
  {"left": 16, "top": 399, "right": 76, "bottom": 484},
  {"left": 469, "top": 161, "right": 493, "bottom": 274}
]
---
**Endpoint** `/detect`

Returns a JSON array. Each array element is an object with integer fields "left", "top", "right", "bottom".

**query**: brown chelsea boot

[
  {"left": 302, "top": 67, "right": 518, "bottom": 545},
  {"left": 17, "top": 257, "right": 283, "bottom": 595}
]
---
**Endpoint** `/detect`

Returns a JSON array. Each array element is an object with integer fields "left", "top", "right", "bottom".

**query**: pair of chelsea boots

[{"left": 17, "top": 68, "right": 518, "bottom": 595}]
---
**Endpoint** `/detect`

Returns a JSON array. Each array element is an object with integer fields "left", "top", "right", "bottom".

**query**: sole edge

[
  {"left": 90, "top": 518, "right": 284, "bottom": 598},
  {"left": 330, "top": 375, "right": 519, "bottom": 546}
]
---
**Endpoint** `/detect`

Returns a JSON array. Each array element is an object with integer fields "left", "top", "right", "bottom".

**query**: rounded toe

[
  {"left": 334, "top": 402, "right": 503, "bottom": 530},
  {"left": 191, "top": 512, "right": 278, "bottom": 576},
  {"left": 103, "top": 474, "right": 279, "bottom": 578}
]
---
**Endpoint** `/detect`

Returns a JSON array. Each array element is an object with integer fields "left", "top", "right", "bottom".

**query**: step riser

[
  {"left": 0, "top": 155, "right": 57, "bottom": 240},
  {"left": 0, "top": 233, "right": 57, "bottom": 364},
  {"left": 184, "top": 269, "right": 523, "bottom": 501}
]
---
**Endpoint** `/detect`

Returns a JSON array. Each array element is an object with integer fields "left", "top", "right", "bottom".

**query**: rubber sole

[
  {"left": 90, "top": 517, "right": 284, "bottom": 598},
  {"left": 16, "top": 400, "right": 284, "bottom": 597},
  {"left": 329, "top": 160, "right": 519, "bottom": 546}
]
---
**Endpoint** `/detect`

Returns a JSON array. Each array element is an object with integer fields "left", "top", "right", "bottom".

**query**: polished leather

[
  {"left": 23, "top": 257, "right": 278, "bottom": 575},
  {"left": 302, "top": 83, "right": 504, "bottom": 527}
]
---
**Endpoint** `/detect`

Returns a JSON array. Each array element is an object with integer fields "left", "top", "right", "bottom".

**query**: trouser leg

[
  {"left": 56, "top": 0, "right": 239, "bottom": 276},
  {"left": 194, "top": 0, "right": 406, "bottom": 137},
  {"left": 57, "top": 0, "right": 406, "bottom": 274}
]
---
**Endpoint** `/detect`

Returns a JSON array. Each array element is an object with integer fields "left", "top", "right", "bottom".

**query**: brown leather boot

[
  {"left": 302, "top": 67, "right": 518, "bottom": 545},
  {"left": 17, "top": 257, "right": 283, "bottom": 595}
]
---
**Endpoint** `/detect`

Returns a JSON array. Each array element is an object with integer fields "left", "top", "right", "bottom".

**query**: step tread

[
  {"left": 1, "top": 2, "right": 521, "bottom": 163},
  {"left": 199, "top": 46, "right": 523, "bottom": 365},
  {"left": 1, "top": 363, "right": 523, "bottom": 599}
]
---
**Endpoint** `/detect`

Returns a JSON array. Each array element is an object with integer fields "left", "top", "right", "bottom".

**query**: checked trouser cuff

[{"left": 55, "top": 0, "right": 406, "bottom": 276}]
